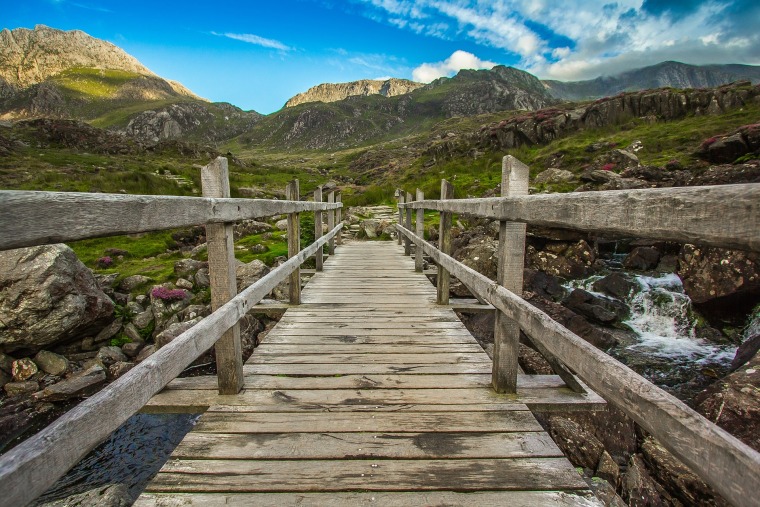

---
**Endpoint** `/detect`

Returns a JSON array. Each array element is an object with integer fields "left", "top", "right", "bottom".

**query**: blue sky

[{"left": 4, "top": 0, "right": 759, "bottom": 114}]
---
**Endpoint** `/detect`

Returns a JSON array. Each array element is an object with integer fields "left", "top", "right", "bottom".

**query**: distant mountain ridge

[
  {"left": 543, "top": 61, "right": 760, "bottom": 101},
  {"left": 284, "top": 78, "right": 424, "bottom": 108}
]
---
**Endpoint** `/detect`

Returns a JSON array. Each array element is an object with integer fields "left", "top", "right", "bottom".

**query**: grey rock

[
  {"left": 589, "top": 477, "right": 627, "bottom": 507},
  {"left": 0, "top": 244, "right": 114, "bottom": 351},
  {"left": 126, "top": 301, "right": 144, "bottom": 315},
  {"left": 623, "top": 247, "right": 661, "bottom": 271},
  {"left": 0, "top": 352, "right": 14, "bottom": 373},
  {"left": 80, "top": 336, "right": 98, "bottom": 352},
  {"left": 234, "top": 220, "right": 272, "bottom": 240},
  {"left": 94, "top": 318, "right": 122, "bottom": 343},
  {"left": 548, "top": 416, "right": 605, "bottom": 470},
  {"left": 155, "top": 317, "right": 202, "bottom": 348},
  {"left": 132, "top": 309, "right": 154, "bottom": 330},
  {"left": 596, "top": 450, "right": 621, "bottom": 487},
  {"left": 176, "top": 277, "right": 194, "bottom": 290},
  {"left": 195, "top": 268, "right": 210, "bottom": 288},
  {"left": 285, "top": 78, "right": 424, "bottom": 108},
  {"left": 122, "top": 322, "right": 142, "bottom": 342},
  {"left": 96, "top": 346, "right": 128, "bottom": 366},
  {"left": 118, "top": 274, "right": 151, "bottom": 292},
  {"left": 236, "top": 259, "right": 270, "bottom": 291},
  {"left": 121, "top": 340, "right": 144, "bottom": 358},
  {"left": 275, "top": 219, "right": 289, "bottom": 231},
  {"left": 35, "top": 365, "right": 106, "bottom": 401},
  {"left": 174, "top": 258, "right": 207, "bottom": 277},
  {"left": 534, "top": 168, "right": 575, "bottom": 185},
  {"left": 34, "top": 350, "right": 69, "bottom": 376},
  {"left": 623, "top": 454, "right": 665, "bottom": 506},
  {"left": 178, "top": 304, "right": 211, "bottom": 322},
  {"left": 135, "top": 344, "right": 156, "bottom": 362},
  {"left": 592, "top": 272, "right": 639, "bottom": 300},
  {"left": 362, "top": 219, "right": 379, "bottom": 238},
  {"left": 190, "top": 243, "right": 207, "bottom": 259},
  {"left": 0, "top": 369, "right": 10, "bottom": 389},
  {"left": 38, "top": 483, "right": 131, "bottom": 507},
  {"left": 564, "top": 289, "right": 629, "bottom": 325},
  {"left": 12, "top": 358, "right": 38, "bottom": 381},
  {"left": 4, "top": 380, "right": 39, "bottom": 397},
  {"left": 107, "top": 361, "right": 135, "bottom": 380}
]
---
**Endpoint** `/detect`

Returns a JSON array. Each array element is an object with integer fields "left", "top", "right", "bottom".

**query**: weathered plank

[
  {"left": 401, "top": 183, "right": 760, "bottom": 252},
  {"left": 437, "top": 179, "right": 453, "bottom": 304},
  {"left": 243, "top": 363, "right": 495, "bottom": 375},
  {"left": 415, "top": 188, "right": 424, "bottom": 272},
  {"left": 135, "top": 491, "right": 603, "bottom": 507},
  {"left": 397, "top": 224, "right": 760, "bottom": 506},
  {"left": 246, "top": 353, "right": 491, "bottom": 364},
  {"left": 253, "top": 344, "right": 485, "bottom": 354},
  {"left": 314, "top": 187, "right": 323, "bottom": 271},
  {"left": 146, "top": 458, "right": 588, "bottom": 492},
  {"left": 0, "top": 192, "right": 341, "bottom": 251},
  {"left": 286, "top": 180, "right": 301, "bottom": 304}
]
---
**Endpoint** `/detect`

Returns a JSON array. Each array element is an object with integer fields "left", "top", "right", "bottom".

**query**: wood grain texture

[
  {"left": 404, "top": 191, "right": 413, "bottom": 256},
  {"left": 397, "top": 190, "right": 404, "bottom": 245},
  {"left": 396, "top": 224, "right": 760, "bottom": 506},
  {"left": 400, "top": 183, "right": 760, "bottom": 252},
  {"left": 437, "top": 180, "right": 453, "bottom": 305},
  {"left": 314, "top": 187, "right": 323, "bottom": 271},
  {"left": 202, "top": 157, "right": 243, "bottom": 395},
  {"left": 336, "top": 191, "right": 343, "bottom": 245},
  {"left": 286, "top": 180, "right": 301, "bottom": 305},
  {"left": 327, "top": 190, "right": 335, "bottom": 255},
  {"left": 415, "top": 189, "right": 424, "bottom": 272}
]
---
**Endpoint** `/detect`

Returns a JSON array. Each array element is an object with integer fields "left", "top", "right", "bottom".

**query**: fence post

[
  {"left": 404, "top": 192, "right": 413, "bottom": 256},
  {"left": 492, "top": 155, "right": 529, "bottom": 394},
  {"left": 415, "top": 189, "right": 424, "bottom": 272},
  {"left": 397, "top": 190, "right": 405, "bottom": 245},
  {"left": 201, "top": 157, "right": 243, "bottom": 395},
  {"left": 314, "top": 186, "right": 323, "bottom": 272},
  {"left": 327, "top": 190, "right": 335, "bottom": 256},
  {"left": 437, "top": 180, "right": 453, "bottom": 305},
  {"left": 286, "top": 179, "right": 301, "bottom": 305},
  {"left": 336, "top": 191, "right": 343, "bottom": 246}
]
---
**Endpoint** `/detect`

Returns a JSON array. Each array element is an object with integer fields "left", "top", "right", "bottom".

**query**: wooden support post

[
  {"left": 286, "top": 179, "right": 301, "bottom": 305},
  {"left": 404, "top": 191, "right": 413, "bottom": 256},
  {"left": 492, "top": 155, "right": 529, "bottom": 394},
  {"left": 437, "top": 180, "right": 453, "bottom": 305},
  {"left": 201, "top": 157, "right": 243, "bottom": 395},
  {"left": 415, "top": 189, "right": 424, "bottom": 272},
  {"left": 336, "top": 191, "right": 343, "bottom": 245},
  {"left": 314, "top": 187, "right": 323, "bottom": 272},
  {"left": 397, "top": 190, "right": 405, "bottom": 245},
  {"left": 327, "top": 190, "right": 335, "bottom": 256}
]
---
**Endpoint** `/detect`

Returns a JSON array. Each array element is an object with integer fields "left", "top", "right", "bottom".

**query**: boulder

[
  {"left": 35, "top": 364, "right": 106, "bottom": 401},
  {"left": 121, "top": 340, "right": 144, "bottom": 358},
  {"left": 455, "top": 238, "right": 498, "bottom": 280},
  {"left": 11, "top": 358, "right": 38, "bottom": 381},
  {"left": 155, "top": 317, "right": 203, "bottom": 348},
  {"left": 33, "top": 350, "right": 69, "bottom": 376},
  {"left": 176, "top": 277, "right": 194, "bottom": 290},
  {"left": 596, "top": 450, "right": 621, "bottom": 487},
  {"left": 526, "top": 240, "right": 595, "bottom": 279},
  {"left": 362, "top": 219, "right": 379, "bottom": 238},
  {"left": 623, "top": 247, "right": 661, "bottom": 271},
  {"left": 623, "top": 454, "right": 665, "bottom": 507},
  {"left": 0, "top": 352, "right": 14, "bottom": 373},
  {"left": 107, "top": 361, "right": 135, "bottom": 380},
  {"left": 564, "top": 289, "right": 629, "bottom": 325},
  {"left": 118, "top": 274, "right": 151, "bottom": 292},
  {"left": 195, "top": 268, "right": 210, "bottom": 288},
  {"left": 731, "top": 334, "right": 760, "bottom": 371},
  {"left": 96, "top": 346, "right": 128, "bottom": 366},
  {"left": 275, "top": 219, "right": 288, "bottom": 231},
  {"left": 0, "top": 244, "right": 114, "bottom": 351},
  {"left": 700, "top": 133, "right": 749, "bottom": 163},
  {"left": 534, "top": 168, "right": 575, "bottom": 185},
  {"left": 593, "top": 272, "right": 638, "bottom": 300},
  {"left": 547, "top": 416, "right": 605, "bottom": 470},
  {"left": 4, "top": 381, "right": 39, "bottom": 397},
  {"left": 233, "top": 220, "right": 272, "bottom": 240},
  {"left": 136, "top": 344, "right": 156, "bottom": 362},
  {"left": 236, "top": 259, "right": 270, "bottom": 291},
  {"left": 174, "top": 258, "right": 207, "bottom": 277}
]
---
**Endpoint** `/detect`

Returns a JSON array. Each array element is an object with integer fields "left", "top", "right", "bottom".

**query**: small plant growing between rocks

[
  {"left": 601, "top": 163, "right": 616, "bottom": 171},
  {"left": 96, "top": 256, "right": 113, "bottom": 268},
  {"left": 150, "top": 286, "right": 188, "bottom": 302}
]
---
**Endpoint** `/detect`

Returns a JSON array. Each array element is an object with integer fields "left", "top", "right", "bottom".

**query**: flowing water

[{"left": 34, "top": 413, "right": 199, "bottom": 505}]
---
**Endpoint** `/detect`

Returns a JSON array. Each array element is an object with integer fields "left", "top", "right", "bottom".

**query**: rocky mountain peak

[
  {"left": 0, "top": 25, "right": 155, "bottom": 98},
  {"left": 284, "top": 78, "right": 424, "bottom": 108}
]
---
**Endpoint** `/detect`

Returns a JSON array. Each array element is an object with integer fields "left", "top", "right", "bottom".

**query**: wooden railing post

[
  {"left": 415, "top": 188, "right": 424, "bottom": 272},
  {"left": 314, "top": 187, "right": 323, "bottom": 272},
  {"left": 201, "top": 157, "right": 243, "bottom": 395},
  {"left": 336, "top": 191, "right": 343, "bottom": 245},
  {"left": 404, "top": 191, "right": 413, "bottom": 256},
  {"left": 397, "top": 190, "right": 405, "bottom": 245},
  {"left": 327, "top": 190, "right": 335, "bottom": 256},
  {"left": 492, "top": 155, "right": 529, "bottom": 394},
  {"left": 437, "top": 180, "right": 453, "bottom": 305},
  {"left": 286, "top": 179, "right": 301, "bottom": 304}
]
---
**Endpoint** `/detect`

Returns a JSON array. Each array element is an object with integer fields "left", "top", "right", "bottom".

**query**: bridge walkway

[{"left": 138, "top": 241, "right": 603, "bottom": 506}]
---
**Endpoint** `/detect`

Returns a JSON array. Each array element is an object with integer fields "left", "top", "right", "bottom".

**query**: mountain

[
  {"left": 0, "top": 25, "right": 262, "bottom": 144},
  {"left": 543, "top": 61, "right": 760, "bottom": 101},
  {"left": 235, "top": 65, "right": 556, "bottom": 150},
  {"left": 284, "top": 78, "right": 424, "bottom": 108}
]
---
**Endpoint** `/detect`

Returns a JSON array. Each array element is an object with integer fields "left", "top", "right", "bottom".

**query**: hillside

[
  {"left": 0, "top": 26, "right": 262, "bottom": 144},
  {"left": 543, "top": 61, "right": 760, "bottom": 101},
  {"left": 284, "top": 78, "right": 424, "bottom": 107}
]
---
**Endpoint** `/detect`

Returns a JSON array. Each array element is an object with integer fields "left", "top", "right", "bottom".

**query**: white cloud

[
  {"left": 212, "top": 32, "right": 291, "bottom": 51},
  {"left": 412, "top": 50, "right": 497, "bottom": 82}
]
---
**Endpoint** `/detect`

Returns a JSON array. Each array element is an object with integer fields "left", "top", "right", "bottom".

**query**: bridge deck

[{"left": 138, "top": 241, "right": 603, "bottom": 506}]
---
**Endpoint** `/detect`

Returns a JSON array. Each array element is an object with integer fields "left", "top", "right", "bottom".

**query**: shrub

[
  {"left": 601, "top": 163, "right": 616, "bottom": 171},
  {"left": 701, "top": 136, "right": 719, "bottom": 149},
  {"left": 151, "top": 286, "right": 188, "bottom": 302}
]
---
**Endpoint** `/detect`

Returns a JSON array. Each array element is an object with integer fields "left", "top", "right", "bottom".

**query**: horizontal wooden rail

[
  {"left": 397, "top": 223, "right": 760, "bottom": 507},
  {"left": 400, "top": 184, "right": 760, "bottom": 252},
  {"left": 0, "top": 190, "right": 342, "bottom": 251},
  {"left": 0, "top": 223, "right": 343, "bottom": 507}
]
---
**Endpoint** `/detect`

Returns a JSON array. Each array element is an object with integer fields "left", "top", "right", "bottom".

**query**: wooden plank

[
  {"left": 336, "top": 191, "right": 343, "bottom": 245},
  {"left": 493, "top": 155, "right": 527, "bottom": 394},
  {"left": 314, "top": 187, "right": 323, "bottom": 271},
  {"left": 402, "top": 183, "right": 760, "bottom": 253},
  {"left": 170, "top": 431, "right": 561, "bottom": 460},
  {"left": 243, "top": 363, "right": 494, "bottom": 375},
  {"left": 398, "top": 225, "right": 760, "bottom": 506},
  {"left": 286, "top": 180, "right": 301, "bottom": 305},
  {"left": 136, "top": 490, "right": 603, "bottom": 507},
  {"left": 259, "top": 335, "right": 479, "bottom": 345},
  {"left": 416, "top": 189, "right": 424, "bottom": 272},
  {"left": 0, "top": 191, "right": 341, "bottom": 251},
  {"left": 165, "top": 374, "right": 580, "bottom": 391},
  {"left": 274, "top": 321, "right": 468, "bottom": 329},
  {"left": 397, "top": 190, "right": 404, "bottom": 245},
  {"left": 0, "top": 224, "right": 344, "bottom": 507},
  {"left": 404, "top": 191, "right": 412, "bottom": 256},
  {"left": 253, "top": 344, "right": 485, "bottom": 354},
  {"left": 437, "top": 179, "right": 453, "bottom": 304},
  {"left": 145, "top": 457, "right": 589, "bottom": 492},
  {"left": 262, "top": 328, "right": 476, "bottom": 337},
  {"left": 247, "top": 353, "right": 490, "bottom": 364},
  {"left": 327, "top": 190, "right": 335, "bottom": 256}
]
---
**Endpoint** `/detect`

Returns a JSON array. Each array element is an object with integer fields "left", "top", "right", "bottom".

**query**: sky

[{"left": 4, "top": 0, "right": 759, "bottom": 114}]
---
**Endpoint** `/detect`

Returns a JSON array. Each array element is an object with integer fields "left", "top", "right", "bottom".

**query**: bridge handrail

[
  {"left": 396, "top": 223, "right": 760, "bottom": 507},
  {"left": 399, "top": 183, "right": 760, "bottom": 252},
  {"left": 0, "top": 157, "right": 344, "bottom": 506}
]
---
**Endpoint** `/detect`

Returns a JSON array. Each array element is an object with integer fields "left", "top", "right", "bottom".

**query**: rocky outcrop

[
  {"left": 0, "top": 25, "right": 153, "bottom": 98},
  {"left": 285, "top": 78, "right": 423, "bottom": 107},
  {"left": 696, "top": 123, "right": 760, "bottom": 163},
  {"left": 0, "top": 245, "right": 114, "bottom": 352}
]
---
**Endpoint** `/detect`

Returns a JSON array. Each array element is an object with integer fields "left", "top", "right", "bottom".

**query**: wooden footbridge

[{"left": 0, "top": 156, "right": 759, "bottom": 506}]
